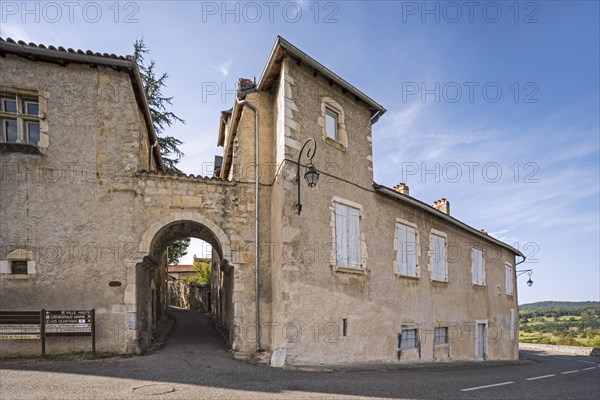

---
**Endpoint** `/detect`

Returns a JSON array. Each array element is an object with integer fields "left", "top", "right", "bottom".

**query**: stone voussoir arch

[{"left": 138, "top": 210, "right": 232, "bottom": 261}]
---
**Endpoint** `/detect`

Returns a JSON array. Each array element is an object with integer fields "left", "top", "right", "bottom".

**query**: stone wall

[
  {"left": 168, "top": 281, "right": 210, "bottom": 312},
  {"left": 0, "top": 54, "right": 258, "bottom": 357},
  {"left": 520, "top": 343, "right": 600, "bottom": 357}
]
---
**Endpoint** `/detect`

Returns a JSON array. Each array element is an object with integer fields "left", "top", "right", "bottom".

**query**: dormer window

[{"left": 325, "top": 107, "right": 339, "bottom": 140}]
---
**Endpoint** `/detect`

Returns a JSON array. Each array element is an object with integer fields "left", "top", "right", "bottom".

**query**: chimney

[
  {"left": 433, "top": 198, "right": 450, "bottom": 215},
  {"left": 393, "top": 182, "right": 409, "bottom": 196}
]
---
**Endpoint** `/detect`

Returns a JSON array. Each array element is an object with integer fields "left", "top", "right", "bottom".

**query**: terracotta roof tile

[{"left": 0, "top": 37, "right": 131, "bottom": 61}]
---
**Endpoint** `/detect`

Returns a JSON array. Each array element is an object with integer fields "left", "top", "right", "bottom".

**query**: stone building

[{"left": 0, "top": 36, "right": 524, "bottom": 366}]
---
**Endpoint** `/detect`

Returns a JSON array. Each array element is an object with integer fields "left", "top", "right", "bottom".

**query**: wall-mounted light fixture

[
  {"left": 517, "top": 269, "right": 534, "bottom": 287},
  {"left": 296, "top": 138, "right": 319, "bottom": 214}
]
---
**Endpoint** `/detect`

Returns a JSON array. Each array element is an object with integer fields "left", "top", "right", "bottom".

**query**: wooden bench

[{"left": 0, "top": 310, "right": 44, "bottom": 355}]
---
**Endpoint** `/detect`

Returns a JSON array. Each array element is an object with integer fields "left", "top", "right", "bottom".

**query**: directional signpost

[
  {"left": 0, "top": 309, "right": 95, "bottom": 357},
  {"left": 43, "top": 309, "right": 96, "bottom": 356}
]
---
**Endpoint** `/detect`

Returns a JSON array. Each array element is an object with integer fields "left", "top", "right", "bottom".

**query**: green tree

[
  {"left": 133, "top": 38, "right": 189, "bottom": 262},
  {"left": 132, "top": 38, "right": 185, "bottom": 173},
  {"left": 167, "top": 238, "right": 191, "bottom": 265},
  {"left": 183, "top": 258, "right": 212, "bottom": 285}
]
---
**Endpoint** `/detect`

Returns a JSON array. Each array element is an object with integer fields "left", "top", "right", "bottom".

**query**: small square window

[
  {"left": 434, "top": 327, "right": 448, "bottom": 345},
  {"left": 1, "top": 98, "right": 17, "bottom": 113},
  {"left": 325, "top": 108, "right": 339, "bottom": 140},
  {"left": 11, "top": 261, "right": 28, "bottom": 275},
  {"left": 399, "top": 328, "right": 418, "bottom": 350}
]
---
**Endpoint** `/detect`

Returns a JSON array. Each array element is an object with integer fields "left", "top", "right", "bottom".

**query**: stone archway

[{"left": 134, "top": 212, "right": 235, "bottom": 352}]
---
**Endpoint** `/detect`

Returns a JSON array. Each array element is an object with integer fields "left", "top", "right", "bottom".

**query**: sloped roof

[
  {"left": 0, "top": 37, "right": 163, "bottom": 170},
  {"left": 373, "top": 183, "right": 525, "bottom": 258},
  {"left": 258, "top": 36, "right": 386, "bottom": 122},
  {"left": 167, "top": 265, "right": 196, "bottom": 273}
]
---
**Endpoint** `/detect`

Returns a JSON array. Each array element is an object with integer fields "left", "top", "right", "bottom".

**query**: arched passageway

[{"left": 135, "top": 217, "right": 235, "bottom": 352}]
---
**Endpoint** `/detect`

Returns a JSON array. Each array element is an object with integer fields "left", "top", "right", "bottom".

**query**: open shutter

[
  {"left": 430, "top": 235, "right": 436, "bottom": 279},
  {"left": 335, "top": 203, "right": 348, "bottom": 266},
  {"left": 347, "top": 207, "right": 361, "bottom": 268},
  {"left": 397, "top": 224, "right": 408, "bottom": 275},
  {"left": 406, "top": 226, "right": 417, "bottom": 276},
  {"left": 0, "top": 260, "right": 9, "bottom": 274},
  {"left": 471, "top": 248, "right": 476, "bottom": 284}
]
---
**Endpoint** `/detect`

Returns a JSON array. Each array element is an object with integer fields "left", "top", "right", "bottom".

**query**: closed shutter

[
  {"left": 406, "top": 226, "right": 417, "bottom": 276},
  {"left": 472, "top": 248, "right": 483, "bottom": 284},
  {"left": 347, "top": 207, "right": 361, "bottom": 268},
  {"left": 431, "top": 234, "right": 446, "bottom": 280},
  {"left": 397, "top": 224, "right": 408, "bottom": 275},
  {"left": 439, "top": 236, "right": 446, "bottom": 280},
  {"left": 335, "top": 203, "right": 348, "bottom": 266},
  {"left": 506, "top": 264, "right": 513, "bottom": 295}
]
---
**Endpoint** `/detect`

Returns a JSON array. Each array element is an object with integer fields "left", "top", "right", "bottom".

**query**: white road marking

[
  {"left": 561, "top": 370, "right": 579, "bottom": 374},
  {"left": 526, "top": 374, "right": 555, "bottom": 381},
  {"left": 460, "top": 382, "right": 514, "bottom": 392},
  {"left": 583, "top": 367, "right": 596, "bottom": 371},
  {"left": 577, "top": 360, "right": 597, "bottom": 365}
]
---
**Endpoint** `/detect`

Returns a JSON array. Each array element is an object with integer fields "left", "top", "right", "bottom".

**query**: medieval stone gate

[{"left": 127, "top": 171, "right": 258, "bottom": 354}]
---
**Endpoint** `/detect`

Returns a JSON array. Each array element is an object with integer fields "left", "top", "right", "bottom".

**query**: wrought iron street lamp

[
  {"left": 517, "top": 269, "right": 534, "bottom": 287},
  {"left": 296, "top": 138, "right": 319, "bottom": 214}
]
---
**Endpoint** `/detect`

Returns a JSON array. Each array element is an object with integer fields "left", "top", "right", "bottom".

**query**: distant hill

[{"left": 520, "top": 301, "right": 600, "bottom": 310}]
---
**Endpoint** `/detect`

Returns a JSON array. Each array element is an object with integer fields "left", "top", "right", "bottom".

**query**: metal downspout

[
  {"left": 149, "top": 141, "right": 158, "bottom": 171},
  {"left": 235, "top": 95, "right": 261, "bottom": 352}
]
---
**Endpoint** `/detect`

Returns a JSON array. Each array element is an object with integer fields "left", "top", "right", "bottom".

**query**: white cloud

[{"left": 215, "top": 61, "right": 232, "bottom": 77}]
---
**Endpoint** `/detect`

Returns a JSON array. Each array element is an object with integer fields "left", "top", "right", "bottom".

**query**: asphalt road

[{"left": 1, "top": 308, "right": 598, "bottom": 400}]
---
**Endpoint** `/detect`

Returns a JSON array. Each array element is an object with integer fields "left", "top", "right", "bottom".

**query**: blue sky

[{"left": 2, "top": 1, "right": 598, "bottom": 304}]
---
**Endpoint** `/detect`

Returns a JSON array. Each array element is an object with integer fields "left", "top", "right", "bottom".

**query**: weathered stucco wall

[
  {"left": 0, "top": 55, "right": 258, "bottom": 357},
  {"left": 0, "top": 55, "right": 153, "bottom": 356},
  {"left": 1, "top": 49, "right": 520, "bottom": 366},
  {"left": 261, "top": 60, "right": 519, "bottom": 365}
]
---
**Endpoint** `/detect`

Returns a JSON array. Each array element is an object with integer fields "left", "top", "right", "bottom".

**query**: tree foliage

[
  {"left": 132, "top": 38, "right": 189, "bottom": 261},
  {"left": 166, "top": 237, "right": 190, "bottom": 265},
  {"left": 132, "top": 38, "right": 185, "bottom": 173},
  {"left": 519, "top": 304, "right": 600, "bottom": 347},
  {"left": 182, "top": 258, "right": 212, "bottom": 285}
]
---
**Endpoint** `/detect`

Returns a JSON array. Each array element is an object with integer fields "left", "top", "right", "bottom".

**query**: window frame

[
  {"left": 330, "top": 197, "right": 366, "bottom": 273},
  {"left": 11, "top": 260, "right": 28, "bottom": 275},
  {"left": 399, "top": 328, "right": 418, "bottom": 350},
  {"left": 429, "top": 230, "right": 448, "bottom": 282},
  {"left": 325, "top": 107, "right": 339, "bottom": 141},
  {"left": 505, "top": 263, "right": 514, "bottom": 296},
  {"left": 471, "top": 247, "right": 485, "bottom": 286},
  {"left": 395, "top": 219, "right": 419, "bottom": 278},
  {"left": 334, "top": 202, "right": 361, "bottom": 269},
  {"left": 434, "top": 327, "right": 449, "bottom": 345},
  {"left": 320, "top": 97, "right": 347, "bottom": 151},
  {"left": 0, "top": 84, "right": 48, "bottom": 150}
]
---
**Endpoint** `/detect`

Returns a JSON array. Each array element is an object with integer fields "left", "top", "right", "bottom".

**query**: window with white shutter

[
  {"left": 335, "top": 202, "right": 361, "bottom": 268},
  {"left": 430, "top": 233, "right": 447, "bottom": 281},
  {"left": 396, "top": 223, "right": 417, "bottom": 277},
  {"left": 471, "top": 248, "right": 485, "bottom": 285},
  {"left": 505, "top": 263, "right": 513, "bottom": 295}
]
